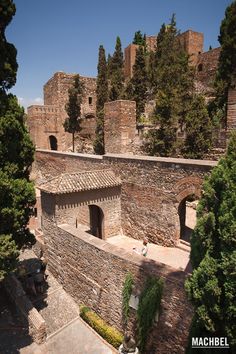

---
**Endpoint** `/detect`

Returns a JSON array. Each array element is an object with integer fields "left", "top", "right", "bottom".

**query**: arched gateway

[{"left": 175, "top": 176, "right": 202, "bottom": 243}]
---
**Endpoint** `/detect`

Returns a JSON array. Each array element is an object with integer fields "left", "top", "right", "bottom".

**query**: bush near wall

[{"left": 80, "top": 305, "right": 124, "bottom": 348}]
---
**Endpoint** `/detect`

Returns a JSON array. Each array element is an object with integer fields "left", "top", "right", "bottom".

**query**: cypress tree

[
  {"left": 109, "top": 36, "right": 124, "bottom": 101},
  {"left": 145, "top": 16, "right": 194, "bottom": 157},
  {"left": 125, "top": 46, "right": 148, "bottom": 122},
  {"left": 94, "top": 45, "right": 108, "bottom": 154},
  {"left": 0, "top": 0, "right": 35, "bottom": 279},
  {"left": 183, "top": 95, "right": 212, "bottom": 159},
  {"left": 64, "top": 74, "right": 83, "bottom": 152},
  {"left": 185, "top": 132, "right": 236, "bottom": 352}
]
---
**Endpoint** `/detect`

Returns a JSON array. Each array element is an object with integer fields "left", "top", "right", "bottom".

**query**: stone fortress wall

[
  {"left": 27, "top": 29, "right": 222, "bottom": 154},
  {"left": 34, "top": 149, "right": 216, "bottom": 353},
  {"left": 27, "top": 72, "right": 97, "bottom": 152},
  {"left": 34, "top": 149, "right": 216, "bottom": 247}
]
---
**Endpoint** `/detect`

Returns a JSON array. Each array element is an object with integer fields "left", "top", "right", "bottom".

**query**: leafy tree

[
  {"left": 210, "top": 1, "right": 236, "bottom": 125},
  {"left": 145, "top": 16, "right": 194, "bottom": 157},
  {"left": 0, "top": 0, "right": 18, "bottom": 91},
  {"left": 109, "top": 36, "right": 124, "bottom": 101},
  {"left": 94, "top": 45, "right": 108, "bottom": 154},
  {"left": 64, "top": 74, "right": 83, "bottom": 152},
  {"left": 182, "top": 95, "right": 212, "bottom": 159},
  {"left": 125, "top": 46, "right": 148, "bottom": 121},
  {"left": 185, "top": 132, "right": 236, "bottom": 352},
  {"left": 0, "top": 0, "right": 35, "bottom": 279},
  {"left": 133, "top": 30, "right": 145, "bottom": 46}
]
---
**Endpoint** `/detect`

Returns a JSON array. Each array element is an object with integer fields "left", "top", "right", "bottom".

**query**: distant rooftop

[{"left": 39, "top": 170, "right": 121, "bottom": 194}]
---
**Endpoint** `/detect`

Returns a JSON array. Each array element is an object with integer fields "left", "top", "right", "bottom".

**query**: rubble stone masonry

[
  {"left": 27, "top": 72, "right": 97, "bottom": 152},
  {"left": 41, "top": 217, "right": 193, "bottom": 353},
  {"left": 34, "top": 150, "right": 216, "bottom": 246},
  {"left": 104, "top": 100, "right": 136, "bottom": 154}
]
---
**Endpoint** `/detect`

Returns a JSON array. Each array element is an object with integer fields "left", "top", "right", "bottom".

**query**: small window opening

[
  {"left": 34, "top": 208, "right": 38, "bottom": 218},
  {"left": 88, "top": 97, "right": 93, "bottom": 105},
  {"left": 198, "top": 63, "right": 203, "bottom": 72}
]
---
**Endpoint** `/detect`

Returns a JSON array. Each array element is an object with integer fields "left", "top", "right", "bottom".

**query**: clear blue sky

[{"left": 6, "top": 0, "right": 231, "bottom": 109}]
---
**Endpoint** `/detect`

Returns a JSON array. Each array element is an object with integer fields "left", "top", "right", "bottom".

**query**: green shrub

[
  {"left": 122, "top": 272, "right": 134, "bottom": 324},
  {"left": 137, "top": 277, "right": 164, "bottom": 352},
  {"left": 80, "top": 305, "right": 123, "bottom": 348}
]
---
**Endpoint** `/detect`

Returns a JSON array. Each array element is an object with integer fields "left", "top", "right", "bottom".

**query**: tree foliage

[
  {"left": 0, "top": 0, "right": 35, "bottom": 279},
  {"left": 137, "top": 277, "right": 163, "bottom": 352},
  {"left": 144, "top": 16, "right": 195, "bottom": 157},
  {"left": 209, "top": 1, "right": 236, "bottom": 125},
  {"left": 185, "top": 132, "right": 236, "bottom": 351},
  {"left": 182, "top": 95, "right": 212, "bottom": 159},
  {"left": 94, "top": 45, "right": 108, "bottom": 155},
  {"left": 109, "top": 36, "right": 124, "bottom": 101},
  {"left": 144, "top": 15, "right": 212, "bottom": 158},
  {"left": 0, "top": 0, "right": 18, "bottom": 91},
  {"left": 64, "top": 74, "right": 83, "bottom": 152},
  {"left": 133, "top": 30, "right": 146, "bottom": 46},
  {"left": 125, "top": 46, "right": 148, "bottom": 121}
]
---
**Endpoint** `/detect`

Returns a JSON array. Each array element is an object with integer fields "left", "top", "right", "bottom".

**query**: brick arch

[
  {"left": 174, "top": 176, "right": 203, "bottom": 242},
  {"left": 174, "top": 176, "right": 203, "bottom": 203}
]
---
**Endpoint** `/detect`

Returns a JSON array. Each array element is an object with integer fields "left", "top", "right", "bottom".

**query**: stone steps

[{"left": 177, "top": 239, "right": 191, "bottom": 253}]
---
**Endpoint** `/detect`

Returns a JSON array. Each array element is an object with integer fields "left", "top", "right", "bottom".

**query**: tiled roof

[{"left": 39, "top": 170, "right": 121, "bottom": 194}]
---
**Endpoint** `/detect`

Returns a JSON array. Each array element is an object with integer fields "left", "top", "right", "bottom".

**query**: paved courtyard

[{"left": 107, "top": 234, "right": 191, "bottom": 272}]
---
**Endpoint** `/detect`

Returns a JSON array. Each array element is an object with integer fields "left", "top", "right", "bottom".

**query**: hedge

[{"left": 80, "top": 305, "right": 123, "bottom": 348}]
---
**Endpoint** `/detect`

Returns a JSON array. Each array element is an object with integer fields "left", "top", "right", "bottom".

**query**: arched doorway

[
  {"left": 89, "top": 205, "right": 104, "bottom": 239},
  {"left": 178, "top": 194, "right": 198, "bottom": 243},
  {"left": 49, "top": 135, "right": 58, "bottom": 150}
]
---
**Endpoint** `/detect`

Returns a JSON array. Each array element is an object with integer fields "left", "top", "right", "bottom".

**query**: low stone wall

[
  {"left": 44, "top": 222, "right": 193, "bottom": 353},
  {"left": 3, "top": 274, "right": 46, "bottom": 344}
]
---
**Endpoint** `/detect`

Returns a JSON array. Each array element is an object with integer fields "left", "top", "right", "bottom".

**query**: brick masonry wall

[
  {"left": 42, "top": 219, "right": 193, "bottom": 354},
  {"left": 34, "top": 150, "right": 216, "bottom": 246},
  {"left": 104, "top": 100, "right": 136, "bottom": 154},
  {"left": 28, "top": 72, "right": 97, "bottom": 152},
  {"left": 52, "top": 186, "right": 122, "bottom": 238},
  {"left": 145, "top": 35, "right": 157, "bottom": 52},
  {"left": 124, "top": 44, "right": 139, "bottom": 79},
  {"left": 195, "top": 47, "right": 221, "bottom": 94},
  {"left": 227, "top": 86, "right": 236, "bottom": 130}
]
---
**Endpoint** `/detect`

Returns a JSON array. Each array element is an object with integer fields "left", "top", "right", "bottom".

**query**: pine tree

[
  {"left": 125, "top": 46, "right": 148, "bottom": 121},
  {"left": 109, "top": 36, "right": 124, "bottom": 101},
  {"left": 210, "top": 1, "right": 236, "bottom": 125},
  {"left": 185, "top": 132, "right": 236, "bottom": 352},
  {"left": 144, "top": 16, "right": 194, "bottom": 157},
  {"left": 94, "top": 45, "right": 108, "bottom": 154},
  {"left": 0, "top": 0, "right": 35, "bottom": 279},
  {"left": 64, "top": 74, "right": 83, "bottom": 152},
  {"left": 183, "top": 95, "right": 212, "bottom": 159}
]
